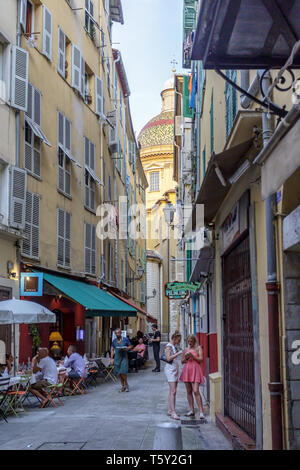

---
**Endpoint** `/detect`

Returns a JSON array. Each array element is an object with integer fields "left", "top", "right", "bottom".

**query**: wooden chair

[
  {"left": 99, "top": 357, "right": 117, "bottom": 383},
  {"left": 69, "top": 368, "right": 87, "bottom": 396},
  {"left": 0, "top": 377, "right": 10, "bottom": 422}
]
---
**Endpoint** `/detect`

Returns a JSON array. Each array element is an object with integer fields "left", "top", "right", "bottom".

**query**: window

[
  {"left": 210, "top": 91, "right": 214, "bottom": 154},
  {"left": 11, "top": 46, "right": 28, "bottom": 111},
  {"left": 42, "top": 5, "right": 52, "bottom": 61},
  {"left": 72, "top": 44, "right": 85, "bottom": 97},
  {"left": 84, "top": 137, "right": 96, "bottom": 211},
  {"left": 21, "top": 191, "right": 40, "bottom": 259},
  {"left": 0, "top": 34, "right": 10, "bottom": 104},
  {"left": 108, "top": 242, "right": 113, "bottom": 282},
  {"left": 58, "top": 28, "right": 66, "bottom": 78},
  {"left": 19, "top": 0, "right": 34, "bottom": 36},
  {"left": 202, "top": 147, "right": 206, "bottom": 180},
  {"left": 106, "top": 58, "right": 111, "bottom": 94},
  {"left": 104, "top": 0, "right": 110, "bottom": 16},
  {"left": 149, "top": 172, "right": 159, "bottom": 192},
  {"left": 225, "top": 70, "right": 238, "bottom": 139},
  {"left": 85, "top": 0, "right": 95, "bottom": 39},
  {"left": 24, "top": 122, "right": 41, "bottom": 178},
  {"left": 101, "top": 30, "right": 105, "bottom": 65},
  {"left": 85, "top": 222, "right": 96, "bottom": 275},
  {"left": 58, "top": 111, "right": 74, "bottom": 196},
  {"left": 57, "top": 208, "right": 71, "bottom": 268},
  {"left": 119, "top": 90, "right": 122, "bottom": 125}
]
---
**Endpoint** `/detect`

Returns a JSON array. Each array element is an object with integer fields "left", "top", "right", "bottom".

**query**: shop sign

[
  {"left": 20, "top": 273, "right": 43, "bottom": 296},
  {"left": 221, "top": 202, "right": 240, "bottom": 252},
  {"left": 165, "top": 281, "right": 202, "bottom": 299}
]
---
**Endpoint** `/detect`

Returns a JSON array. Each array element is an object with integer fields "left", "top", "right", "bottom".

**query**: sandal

[
  {"left": 199, "top": 412, "right": 205, "bottom": 419},
  {"left": 125, "top": 385, "right": 129, "bottom": 392},
  {"left": 118, "top": 387, "right": 125, "bottom": 393},
  {"left": 184, "top": 410, "right": 195, "bottom": 417},
  {"left": 170, "top": 413, "right": 180, "bottom": 420}
]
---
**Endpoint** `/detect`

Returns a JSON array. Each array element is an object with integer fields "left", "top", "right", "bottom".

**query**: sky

[{"left": 112, "top": 0, "right": 184, "bottom": 136}]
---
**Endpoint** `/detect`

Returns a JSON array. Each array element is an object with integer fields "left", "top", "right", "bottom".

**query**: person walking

[
  {"left": 110, "top": 328, "right": 133, "bottom": 392},
  {"left": 180, "top": 335, "right": 205, "bottom": 419},
  {"left": 164, "top": 331, "right": 183, "bottom": 420},
  {"left": 149, "top": 323, "right": 161, "bottom": 372}
]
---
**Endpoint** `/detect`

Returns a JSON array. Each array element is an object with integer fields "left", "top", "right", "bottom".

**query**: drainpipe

[
  {"left": 261, "top": 71, "right": 283, "bottom": 450},
  {"left": 240, "top": 70, "right": 263, "bottom": 110},
  {"left": 16, "top": 1, "right": 21, "bottom": 166}
]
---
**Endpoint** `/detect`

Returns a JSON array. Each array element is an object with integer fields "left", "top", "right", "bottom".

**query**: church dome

[
  {"left": 138, "top": 111, "right": 174, "bottom": 149},
  {"left": 162, "top": 75, "right": 175, "bottom": 93}
]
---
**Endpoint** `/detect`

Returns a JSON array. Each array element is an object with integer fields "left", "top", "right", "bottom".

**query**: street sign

[{"left": 164, "top": 281, "right": 202, "bottom": 299}]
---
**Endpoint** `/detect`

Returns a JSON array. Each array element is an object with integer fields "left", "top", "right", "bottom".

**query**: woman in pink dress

[{"left": 180, "top": 335, "right": 205, "bottom": 419}]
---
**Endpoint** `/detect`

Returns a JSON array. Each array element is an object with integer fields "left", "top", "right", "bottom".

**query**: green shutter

[
  {"left": 202, "top": 147, "right": 206, "bottom": 180},
  {"left": 210, "top": 91, "right": 214, "bottom": 154},
  {"left": 183, "top": 75, "right": 194, "bottom": 118}
]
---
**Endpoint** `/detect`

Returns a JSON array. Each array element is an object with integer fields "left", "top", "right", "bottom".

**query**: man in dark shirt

[{"left": 149, "top": 324, "right": 161, "bottom": 372}]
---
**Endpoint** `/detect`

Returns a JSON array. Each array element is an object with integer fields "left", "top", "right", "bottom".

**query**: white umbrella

[
  {"left": 0, "top": 298, "right": 56, "bottom": 324},
  {"left": 0, "top": 310, "right": 14, "bottom": 325}
]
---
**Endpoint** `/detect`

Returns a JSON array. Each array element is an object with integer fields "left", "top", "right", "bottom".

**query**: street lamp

[
  {"left": 163, "top": 200, "right": 176, "bottom": 338},
  {"left": 126, "top": 265, "right": 144, "bottom": 283}
]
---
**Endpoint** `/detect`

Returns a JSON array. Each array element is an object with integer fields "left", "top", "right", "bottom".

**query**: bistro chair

[
  {"left": 40, "top": 373, "right": 66, "bottom": 408},
  {"left": 0, "top": 377, "right": 10, "bottom": 422},
  {"left": 5, "top": 376, "right": 31, "bottom": 416},
  {"left": 69, "top": 369, "right": 87, "bottom": 396},
  {"left": 84, "top": 362, "right": 100, "bottom": 388},
  {"left": 99, "top": 357, "right": 117, "bottom": 383}
]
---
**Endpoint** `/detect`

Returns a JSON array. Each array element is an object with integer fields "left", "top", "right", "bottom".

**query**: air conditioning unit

[
  {"left": 108, "top": 109, "right": 118, "bottom": 154},
  {"left": 175, "top": 116, "right": 183, "bottom": 136}
]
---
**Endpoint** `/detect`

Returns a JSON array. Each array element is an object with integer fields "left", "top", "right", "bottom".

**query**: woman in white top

[{"left": 164, "top": 331, "right": 183, "bottom": 420}]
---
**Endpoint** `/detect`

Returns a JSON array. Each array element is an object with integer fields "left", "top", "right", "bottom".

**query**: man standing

[
  {"left": 110, "top": 328, "right": 132, "bottom": 392},
  {"left": 149, "top": 324, "right": 161, "bottom": 372}
]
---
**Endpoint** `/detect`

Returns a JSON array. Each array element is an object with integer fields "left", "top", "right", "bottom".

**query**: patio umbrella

[
  {"left": 0, "top": 298, "right": 56, "bottom": 324},
  {"left": 0, "top": 310, "right": 14, "bottom": 325}
]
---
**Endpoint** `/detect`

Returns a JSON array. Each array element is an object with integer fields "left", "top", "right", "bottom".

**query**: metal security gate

[{"left": 223, "top": 235, "right": 256, "bottom": 440}]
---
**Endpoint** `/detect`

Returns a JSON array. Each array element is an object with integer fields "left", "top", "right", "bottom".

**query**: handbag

[{"left": 160, "top": 346, "right": 174, "bottom": 364}]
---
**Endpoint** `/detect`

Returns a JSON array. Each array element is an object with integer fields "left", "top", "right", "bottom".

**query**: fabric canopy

[
  {"left": 110, "top": 292, "right": 157, "bottom": 323},
  {"left": 0, "top": 299, "right": 56, "bottom": 324},
  {"left": 42, "top": 272, "right": 137, "bottom": 317}
]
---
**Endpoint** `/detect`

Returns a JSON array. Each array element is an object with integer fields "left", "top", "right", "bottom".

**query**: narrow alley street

[{"left": 0, "top": 356, "right": 231, "bottom": 451}]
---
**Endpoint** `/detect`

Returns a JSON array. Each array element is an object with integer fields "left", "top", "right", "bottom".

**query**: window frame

[{"left": 149, "top": 171, "right": 160, "bottom": 192}]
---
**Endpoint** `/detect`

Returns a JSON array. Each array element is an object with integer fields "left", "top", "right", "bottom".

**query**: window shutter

[
  {"left": 31, "top": 193, "right": 40, "bottom": 259},
  {"left": 84, "top": 137, "right": 90, "bottom": 166},
  {"left": 109, "top": 109, "right": 118, "bottom": 150},
  {"left": 72, "top": 45, "right": 81, "bottom": 92},
  {"left": 20, "top": 0, "right": 27, "bottom": 31},
  {"left": 26, "top": 83, "right": 33, "bottom": 120},
  {"left": 58, "top": 28, "right": 66, "bottom": 77},
  {"left": 81, "top": 57, "right": 85, "bottom": 98},
  {"left": 65, "top": 212, "right": 71, "bottom": 267},
  {"left": 22, "top": 192, "right": 32, "bottom": 256},
  {"left": 57, "top": 208, "right": 65, "bottom": 266},
  {"left": 95, "top": 75, "right": 103, "bottom": 116},
  {"left": 24, "top": 139, "right": 32, "bottom": 172},
  {"left": 85, "top": 223, "right": 91, "bottom": 273},
  {"left": 9, "top": 166, "right": 27, "bottom": 229},
  {"left": 89, "top": 141, "right": 95, "bottom": 170},
  {"left": 91, "top": 225, "right": 96, "bottom": 274},
  {"left": 11, "top": 46, "right": 28, "bottom": 111},
  {"left": 65, "top": 118, "right": 71, "bottom": 155},
  {"left": 33, "top": 88, "right": 41, "bottom": 127},
  {"left": 43, "top": 5, "right": 52, "bottom": 60},
  {"left": 58, "top": 111, "right": 64, "bottom": 148}
]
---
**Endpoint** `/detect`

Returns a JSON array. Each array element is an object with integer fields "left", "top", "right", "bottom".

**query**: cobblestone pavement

[{"left": 0, "top": 356, "right": 232, "bottom": 450}]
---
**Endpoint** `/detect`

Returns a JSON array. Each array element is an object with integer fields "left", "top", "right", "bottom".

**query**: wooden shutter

[
  {"left": 84, "top": 137, "right": 90, "bottom": 166},
  {"left": 65, "top": 212, "right": 71, "bottom": 267},
  {"left": 72, "top": 45, "right": 81, "bottom": 92},
  {"left": 43, "top": 5, "right": 52, "bottom": 60},
  {"left": 85, "top": 223, "right": 91, "bottom": 273},
  {"left": 26, "top": 83, "right": 33, "bottom": 120},
  {"left": 95, "top": 75, "right": 103, "bottom": 116},
  {"left": 22, "top": 191, "right": 32, "bottom": 256},
  {"left": 31, "top": 194, "right": 40, "bottom": 258},
  {"left": 20, "top": 0, "right": 27, "bottom": 31},
  {"left": 81, "top": 57, "right": 85, "bottom": 98},
  {"left": 91, "top": 225, "right": 96, "bottom": 274},
  {"left": 65, "top": 117, "right": 71, "bottom": 155},
  {"left": 109, "top": 109, "right": 118, "bottom": 148},
  {"left": 33, "top": 88, "right": 41, "bottom": 127},
  {"left": 58, "top": 111, "right": 64, "bottom": 148},
  {"left": 57, "top": 208, "right": 65, "bottom": 266},
  {"left": 11, "top": 46, "right": 28, "bottom": 111},
  {"left": 58, "top": 28, "right": 66, "bottom": 77},
  {"left": 89, "top": 141, "right": 95, "bottom": 170},
  {"left": 9, "top": 166, "right": 27, "bottom": 229}
]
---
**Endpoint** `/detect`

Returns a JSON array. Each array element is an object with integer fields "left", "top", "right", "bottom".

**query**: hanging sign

[
  {"left": 165, "top": 281, "right": 202, "bottom": 299},
  {"left": 20, "top": 273, "right": 43, "bottom": 296}
]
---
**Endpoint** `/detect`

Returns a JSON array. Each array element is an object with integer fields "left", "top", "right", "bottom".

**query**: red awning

[{"left": 110, "top": 292, "right": 157, "bottom": 323}]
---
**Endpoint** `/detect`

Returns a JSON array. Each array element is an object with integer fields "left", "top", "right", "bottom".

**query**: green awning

[{"left": 42, "top": 272, "right": 137, "bottom": 317}]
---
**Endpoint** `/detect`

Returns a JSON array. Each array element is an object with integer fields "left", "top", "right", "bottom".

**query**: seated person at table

[
  {"left": 31, "top": 348, "right": 58, "bottom": 407},
  {"left": 64, "top": 345, "right": 87, "bottom": 380},
  {"left": 0, "top": 353, "right": 14, "bottom": 377},
  {"left": 132, "top": 338, "right": 146, "bottom": 370}
]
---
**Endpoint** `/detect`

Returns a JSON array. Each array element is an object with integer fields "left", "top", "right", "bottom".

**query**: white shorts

[{"left": 164, "top": 363, "right": 179, "bottom": 383}]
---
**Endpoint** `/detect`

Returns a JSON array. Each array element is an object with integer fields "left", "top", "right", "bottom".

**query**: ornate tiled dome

[{"left": 138, "top": 111, "right": 174, "bottom": 149}]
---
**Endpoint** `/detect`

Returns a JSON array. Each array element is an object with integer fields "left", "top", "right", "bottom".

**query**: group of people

[
  {"left": 110, "top": 325, "right": 205, "bottom": 420},
  {"left": 1, "top": 345, "right": 87, "bottom": 407}
]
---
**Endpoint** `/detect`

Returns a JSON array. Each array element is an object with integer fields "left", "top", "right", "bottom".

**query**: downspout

[
  {"left": 16, "top": 2, "right": 21, "bottom": 167},
  {"left": 261, "top": 72, "right": 283, "bottom": 450},
  {"left": 113, "top": 52, "right": 120, "bottom": 290}
]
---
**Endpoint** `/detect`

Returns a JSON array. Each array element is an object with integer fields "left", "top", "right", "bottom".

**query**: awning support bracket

[{"left": 215, "top": 68, "right": 288, "bottom": 119}]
